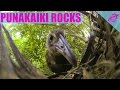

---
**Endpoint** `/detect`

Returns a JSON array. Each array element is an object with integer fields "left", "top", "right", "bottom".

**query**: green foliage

[{"left": 3, "top": 15, "right": 90, "bottom": 76}]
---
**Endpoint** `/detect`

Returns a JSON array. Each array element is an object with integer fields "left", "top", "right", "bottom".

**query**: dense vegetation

[{"left": 4, "top": 15, "right": 90, "bottom": 76}]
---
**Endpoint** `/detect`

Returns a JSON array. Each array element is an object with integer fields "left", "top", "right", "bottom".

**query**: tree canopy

[{"left": 3, "top": 15, "right": 89, "bottom": 76}]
